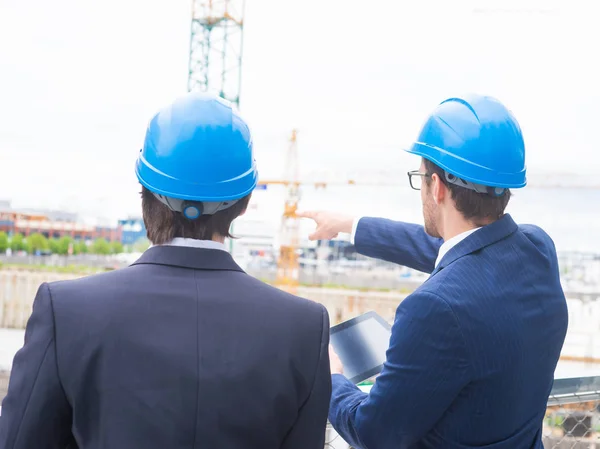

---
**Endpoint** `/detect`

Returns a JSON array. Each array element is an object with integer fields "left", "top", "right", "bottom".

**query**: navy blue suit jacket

[
  {"left": 329, "top": 214, "right": 568, "bottom": 449},
  {"left": 0, "top": 246, "right": 331, "bottom": 449}
]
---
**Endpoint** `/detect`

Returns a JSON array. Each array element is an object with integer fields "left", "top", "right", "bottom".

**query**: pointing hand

[{"left": 296, "top": 211, "right": 355, "bottom": 241}]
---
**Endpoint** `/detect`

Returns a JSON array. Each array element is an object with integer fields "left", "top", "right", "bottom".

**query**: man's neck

[
  {"left": 439, "top": 213, "right": 493, "bottom": 241},
  {"left": 211, "top": 234, "right": 225, "bottom": 244},
  {"left": 442, "top": 225, "right": 478, "bottom": 242}
]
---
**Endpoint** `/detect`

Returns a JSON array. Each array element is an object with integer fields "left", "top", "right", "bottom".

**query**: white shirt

[
  {"left": 434, "top": 227, "right": 480, "bottom": 268},
  {"left": 350, "top": 217, "right": 480, "bottom": 268},
  {"left": 156, "top": 237, "right": 227, "bottom": 251}
]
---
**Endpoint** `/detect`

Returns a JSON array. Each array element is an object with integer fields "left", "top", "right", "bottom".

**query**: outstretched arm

[
  {"left": 352, "top": 217, "right": 442, "bottom": 273},
  {"left": 296, "top": 211, "right": 442, "bottom": 274}
]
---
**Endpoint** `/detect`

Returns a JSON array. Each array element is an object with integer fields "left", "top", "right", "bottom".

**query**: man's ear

[{"left": 431, "top": 173, "right": 447, "bottom": 205}]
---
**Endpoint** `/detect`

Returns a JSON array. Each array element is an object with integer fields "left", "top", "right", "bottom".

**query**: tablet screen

[{"left": 330, "top": 311, "right": 392, "bottom": 384}]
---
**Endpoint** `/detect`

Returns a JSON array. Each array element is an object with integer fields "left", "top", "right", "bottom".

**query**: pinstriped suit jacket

[{"left": 329, "top": 214, "right": 568, "bottom": 449}]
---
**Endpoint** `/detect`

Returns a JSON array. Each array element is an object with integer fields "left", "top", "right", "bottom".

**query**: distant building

[
  {"left": 17, "top": 208, "right": 79, "bottom": 223},
  {"left": 0, "top": 202, "right": 123, "bottom": 242},
  {"left": 118, "top": 218, "right": 146, "bottom": 245},
  {"left": 94, "top": 226, "right": 122, "bottom": 243}
]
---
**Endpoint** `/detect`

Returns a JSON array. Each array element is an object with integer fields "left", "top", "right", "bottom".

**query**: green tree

[
  {"left": 91, "top": 238, "right": 111, "bottom": 255},
  {"left": 57, "top": 236, "right": 73, "bottom": 255},
  {"left": 133, "top": 237, "right": 150, "bottom": 253},
  {"left": 48, "top": 238, "right": 60, "bottom": 254},
  {"left": 73, "top": 240, "right": 88, "bottom": 255},
  {"left": 26, "top": 233, "right": 49, "bottom": 254},
  {"left": 110, "top": 241, "right": 124, "bottom": 254},
  {"left": 10, "top": 233, "right": 25, "bottom": 252},
  {"left": 0, "top": 231, "right": 8, "bottom": 253}
]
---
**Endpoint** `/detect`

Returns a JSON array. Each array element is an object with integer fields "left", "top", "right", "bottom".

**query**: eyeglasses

[{"left": 407, "top": 170, "right": 431, "bottom": 190}]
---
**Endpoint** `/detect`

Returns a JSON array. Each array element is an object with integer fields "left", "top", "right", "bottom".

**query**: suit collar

[
  {"left": 131, "top": 245, "right": 245, "bottom": 272},
  {"left": 434, "top": 227, "right": 481, "bottom": 268},
  {"left": 431, "top": 213, "right": 518, "bottom": 276}
]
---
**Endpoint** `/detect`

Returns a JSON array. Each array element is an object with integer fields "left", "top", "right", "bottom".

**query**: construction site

[{"left": 1, "top": 1, "right": 600, "bottom": 448}]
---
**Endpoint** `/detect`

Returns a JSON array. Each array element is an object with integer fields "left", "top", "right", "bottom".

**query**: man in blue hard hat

[
  {"left": 299, "top": 94, "right": 568, "bottom": 448},
  {"left": 0, "top": 93, "right": 332, "bottom": 449}
]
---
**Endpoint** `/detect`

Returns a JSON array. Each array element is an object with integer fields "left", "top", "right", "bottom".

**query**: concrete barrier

[
  {"left": 0, "top": 269, "right": 407, "bottom": 330},
  {"left": 0, "top": 370, "right": 9, "bottom": 403},
  {"left": 0, "top": 271, "right": 80, "bottom": 329}
]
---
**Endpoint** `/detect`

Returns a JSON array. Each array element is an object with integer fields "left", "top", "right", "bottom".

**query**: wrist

[{"left": 340, "top": 216, "right": 355, "bottom": 234}]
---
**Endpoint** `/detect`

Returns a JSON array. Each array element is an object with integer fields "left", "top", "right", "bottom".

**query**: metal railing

[
  {"left": 543, "top": 376, "right": 600, "bottom": 448},
  {"left": 325, "top": 376, "right": 600, "bottom": 449}
]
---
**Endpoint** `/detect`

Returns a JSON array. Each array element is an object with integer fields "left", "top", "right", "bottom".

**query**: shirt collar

[
  {"left": 156, "top": 237, "right": 227, "bottom": 251},
  {"left": 435, "top": 227, "right": 481, "bottom": 268}
]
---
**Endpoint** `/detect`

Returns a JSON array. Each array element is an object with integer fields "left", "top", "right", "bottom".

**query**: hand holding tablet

[{"left": 329, "top": 311, "right": 392, "bottom": 384}]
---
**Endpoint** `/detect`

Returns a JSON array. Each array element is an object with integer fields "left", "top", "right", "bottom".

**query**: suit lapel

[{"left": 428, "top": 214, "right": 518, "bottom": 278}]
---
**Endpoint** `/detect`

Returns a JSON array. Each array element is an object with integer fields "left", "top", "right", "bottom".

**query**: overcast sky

[{"left": 0, "top": 0, "right": 598, "bottom": 223}]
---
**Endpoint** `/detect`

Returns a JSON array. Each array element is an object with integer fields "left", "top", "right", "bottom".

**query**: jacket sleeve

[
  {"left": 0, "top": 283, "right": 73, "bottom": 449},
  {"left": 354, "top": 217, "right": 442, "bottom": 274},
  {"left": 281, "top": 305, "right": 332, "bottom": 449},
  {"left": 328, "top": 290, "right": 470, "bottom": 449}
]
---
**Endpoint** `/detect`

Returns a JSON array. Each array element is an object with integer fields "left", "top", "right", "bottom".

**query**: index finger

[{"left": 295, "top": 210, "right": 317, "bottom": 219}]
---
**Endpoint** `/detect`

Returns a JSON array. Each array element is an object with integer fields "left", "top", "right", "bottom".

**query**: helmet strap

[
  {"left": 444, "top": 172, "right": 506, "bottom": 197},
  {"left": 152, "top": 193, "right": 239, "bottom": 220}
]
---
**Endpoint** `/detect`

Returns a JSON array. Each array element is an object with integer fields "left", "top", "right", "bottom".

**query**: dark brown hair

[
  {"left": 141, "top": 187, "right": 251, "bottom": 245},
  {"left": 424, "top": 159, "right": 511, "bottom": 223}
]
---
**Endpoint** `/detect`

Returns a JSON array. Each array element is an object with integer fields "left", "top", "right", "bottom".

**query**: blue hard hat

[
  {"left": 406, "top": 94, "right": 526, "bottom": 189},
  {"left": 135, "top": 92, "right": 258, "bottom": 207}
]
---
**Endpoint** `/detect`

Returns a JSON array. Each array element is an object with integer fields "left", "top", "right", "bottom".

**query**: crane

[
  {"left": 188, "top": 0, "right": 245, "bottom": 106},
  {"left": 256, "top": 130, "right": 403, "bottom": 293},
  {"left": 272, "top": 130, "right": 300, "bottom": 290},
  {"left": 188, "top": 0, "right": 245, "bottom": 252}
]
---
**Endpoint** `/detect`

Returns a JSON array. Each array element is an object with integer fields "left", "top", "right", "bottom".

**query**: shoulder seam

[
  {"left": 306, "top": 305, "right": 327, "bottom": 404},
  {"left": 45, "top": 282, "right": 70, "bottom": 402},
  {"left": 192, "top": 270, "right": 201, "bottom": 447}
]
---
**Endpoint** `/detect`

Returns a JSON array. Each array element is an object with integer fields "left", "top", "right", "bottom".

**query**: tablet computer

[{"left": 330, "top": 311, "right": 392, "bottom": 384}]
